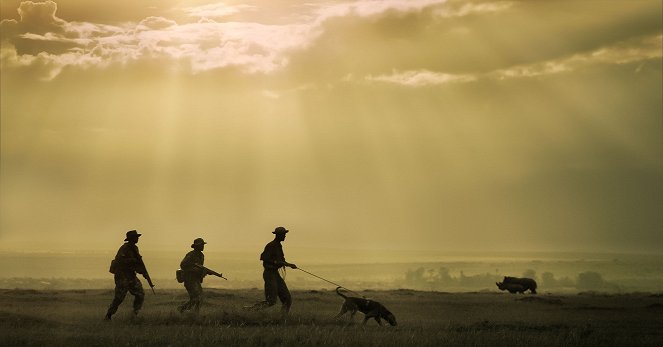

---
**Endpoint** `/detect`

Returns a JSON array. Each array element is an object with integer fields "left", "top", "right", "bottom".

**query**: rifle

[
  {"left": 194, "top": 264, "right": 227, "bottom": 280},
  {"left": 137, "top": 256, "right": 156, "bottom": 294},
  {"left": 140, "top": 257, "right": 157, "bottom": 295}
]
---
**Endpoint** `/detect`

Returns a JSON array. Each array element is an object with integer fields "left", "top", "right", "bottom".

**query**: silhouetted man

[
  {"left": 252, "top": 226, "right": 297, "bottom": 314},
  {"left": 105, "top": 230, "right": 147, "bottom": 320},
  {"left": 178, "top": 238, "right": 207, "bottom": 313}
]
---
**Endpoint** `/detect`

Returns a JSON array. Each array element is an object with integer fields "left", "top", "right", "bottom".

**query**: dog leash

[{"left": 296, "top": 267, "right": 364, "bottom": 298}]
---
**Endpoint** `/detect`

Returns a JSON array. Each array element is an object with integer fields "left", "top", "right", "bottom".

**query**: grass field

[{"left": 1, "top": 288, "right": 662, "bottom": 346}]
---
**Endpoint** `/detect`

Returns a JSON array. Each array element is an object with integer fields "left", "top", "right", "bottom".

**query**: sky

[{"left": 0, "top": 0, "right": 661, "bottom": 256}]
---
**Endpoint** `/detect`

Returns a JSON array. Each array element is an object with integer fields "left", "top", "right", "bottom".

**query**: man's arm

[
  {"left": 180, "top": 252, "right": 196, "bottom": 270},
  {"left": 260, "top": 250, "right": 297, "bottom": 269},
  {"left": 286, "top": 261, "right": 297, "bottom": 269},
  {"left": 275, "top": 260, "right": 297, "bottom": 269},
  {"left": 131, "top": 246, "right": 149, "bottom": 275},
  {"left": 260, "top": 242, "right": 296, "bottom": 269},
  {"left": 132, "top": 248, "right": 155, "bottom": 292},
  {"left": 181, "top": 252, "right": 205, "bottom": 276},
  {"left": 260, "top": 243, "right": 296, "bottom": 268},
  {"left": 115, "top": 244, "right": 141, "bottom": 269}
]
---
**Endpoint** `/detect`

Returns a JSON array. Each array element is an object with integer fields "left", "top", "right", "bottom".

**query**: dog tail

[{"left": 335, "top": 286, "right": 347, "bottom": 299}]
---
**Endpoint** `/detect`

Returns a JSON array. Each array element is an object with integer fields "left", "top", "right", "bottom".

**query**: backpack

[
  {"left": 109, "top": 259, "right": 118, "bottom": 274},
  {"left": 176, "top": 269, "right": 185, "bottom": 283}
]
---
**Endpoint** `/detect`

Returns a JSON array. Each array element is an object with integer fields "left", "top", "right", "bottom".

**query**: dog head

[{"left": 383, "top": 310, "right": 397, "bottom": 326}]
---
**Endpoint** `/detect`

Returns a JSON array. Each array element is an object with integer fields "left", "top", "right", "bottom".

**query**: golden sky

[{"left": 1, "top": 0, "right": 661, "bottom": 254}]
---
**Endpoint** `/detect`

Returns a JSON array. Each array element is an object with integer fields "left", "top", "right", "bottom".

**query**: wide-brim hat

[
  {"left": 191, "top": 237, "right": 207, "bottom": 248},
  {"left": 272, "top": 226, "right": 289, "bottom": 234},
  {"left": 124, "top": 230, "right": 141, "bottom": 241}
]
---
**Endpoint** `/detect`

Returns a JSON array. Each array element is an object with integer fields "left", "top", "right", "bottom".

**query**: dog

[{"left": 335, "top": 287, "right": 397, "bottom": 326}]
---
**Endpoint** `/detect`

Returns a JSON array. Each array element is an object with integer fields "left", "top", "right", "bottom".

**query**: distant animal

[
  {"left": 335, "top": 287, "right": 397, "bottom": 326},
  {"left": 496, "top": 282, "right": 527, "bottom": 294},
  {"left": 498, "top": 276, "right": 537, "bottom": 294}
]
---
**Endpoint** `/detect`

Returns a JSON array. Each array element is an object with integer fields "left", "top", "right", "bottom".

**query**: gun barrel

[
  {"left": 195, "top": 264, "right": 226, "bottom": 280},
  {"left": 143, "top": 274, "right": 156, "bottom": 293},
  {"left": 139, "top": 258, "right": 156, "bottom": 294}
]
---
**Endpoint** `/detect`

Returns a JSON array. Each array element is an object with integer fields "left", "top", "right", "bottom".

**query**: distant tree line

[
  {"left": 399, "top": 267, "right": 503, "bottom": 291},
  {"left": 0, "top": 277, "right": 114, "bottom": 290},
  {"left": 401, "top": 267, "right": 619, "bottom": 292},
  {"left": 0, "top": 277, "right": 264, "bottom": 290},
  {"left": 0, "top": 270, "right": 621, "bottom": 292}
]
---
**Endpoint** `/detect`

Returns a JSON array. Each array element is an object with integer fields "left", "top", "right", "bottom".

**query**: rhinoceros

[
  {"left": 496, "top": 281, "right": 527, "bottom": 293},
  {"left": 499, "top": 276, "right": 537, "bottom": 294}
]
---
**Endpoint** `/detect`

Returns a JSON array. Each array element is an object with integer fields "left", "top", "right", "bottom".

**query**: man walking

[
  {"left": 105, "top": 230, "right": 151, "bottom": 320},
  {"left": 178, "top": 238, "right": 208, "bottom": 313},
  {"left": 252, "top": 226, "right": 297, "bottom": 314}
]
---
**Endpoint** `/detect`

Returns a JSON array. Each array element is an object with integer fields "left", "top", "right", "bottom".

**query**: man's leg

[
  {"left": 106, "top": 275, "right": 129, "bottom": 319},
  {"left": 251, "top": 269, "right": 278, "bottom": 310},
  {"left": 127, "top": 276, "right": 145, "bottom": 315},
  {"left": 180, "top": 281, "right": 195, "bottom": 312},
  {"left": 276, "top": 275, "right": 292, "bottom": 314},
  {"left": 191, "top": 281, "right": 203, "bottom": 312}
]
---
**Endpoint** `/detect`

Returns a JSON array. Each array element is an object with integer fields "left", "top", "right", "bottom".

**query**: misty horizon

[
  {"left": 2, "top": 244, "right": 663, "bottom": 262},
  {"left": 2, "top": 249, "right": 662, "bottom": 293}
]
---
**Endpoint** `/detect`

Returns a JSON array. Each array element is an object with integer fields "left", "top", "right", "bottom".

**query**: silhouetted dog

[{"left": 335, "top": 287, "right": 397, "bottom": 326}]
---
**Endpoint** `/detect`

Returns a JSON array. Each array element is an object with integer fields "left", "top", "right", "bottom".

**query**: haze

[{"left": 1, "top": 0, "right": 661, "bottom": 256}]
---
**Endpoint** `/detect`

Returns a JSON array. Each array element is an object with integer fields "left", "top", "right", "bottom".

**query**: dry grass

[{"left": 1, "top": 288, "right": 662, "bottom": 346}]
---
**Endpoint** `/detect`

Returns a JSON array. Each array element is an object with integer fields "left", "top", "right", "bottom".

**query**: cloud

[
  {"left": 492, "top": 34, "right": 662, "bottom": 79},
  {"left": 15, "top": 0, "right": 65, "bottom": 34},
  {"left": 135, "top": 16, "right": 177, "bottom": 31},
  {"left": 1, "top": 19, "right": 21, "bottom": 42},
  {"left": 365, "top": 69, "right": 476, "bottom": 86},
  {"left": 2, "top": 1, "right": 659, "bottom": 81},
  {"left": 184, "top": 2, "right": 256, "bottom": 19},
  {"left": 362, "top": 34, "right": 662, "bottom": 87},
  {"left": 0, "top": 0, "right": 66, "bottom": 42},
  {"left": 313, "top": 0, "right": 447, "bottom": 23},
  {"left": 0, "top": 0, "right": 455, "bottom": 79},
  {"left": 261, "top": 90, "right": 280, "bottom": 99},
  {"left": 0, "top": 2, "right": 314, "bottom": 79},
  {"left": 433, "top": 0, "right": 513, "bottom": 18},
  {"left": 0, "top": 43, "right": 36, "bottom": 69}
]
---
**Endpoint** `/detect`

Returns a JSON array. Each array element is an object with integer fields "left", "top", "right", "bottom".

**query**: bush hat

[
  {"left": 273, "top": 226, "right": 289, "bottom": 234},
  {"left": 191, "top": 238, "right": 207, "bottom": 248},
  {"left": 124, "top": 230, "right": 141, "bottom": 241}
]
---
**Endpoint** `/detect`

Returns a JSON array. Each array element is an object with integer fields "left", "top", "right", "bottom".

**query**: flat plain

[{"left": 1, "top": 288, "right": 662, "bottom": 347}]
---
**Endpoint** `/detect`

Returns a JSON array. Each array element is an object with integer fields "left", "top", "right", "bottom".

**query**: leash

[{"left": 296, "top": 267, "right": 364, "bottom": 298}]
